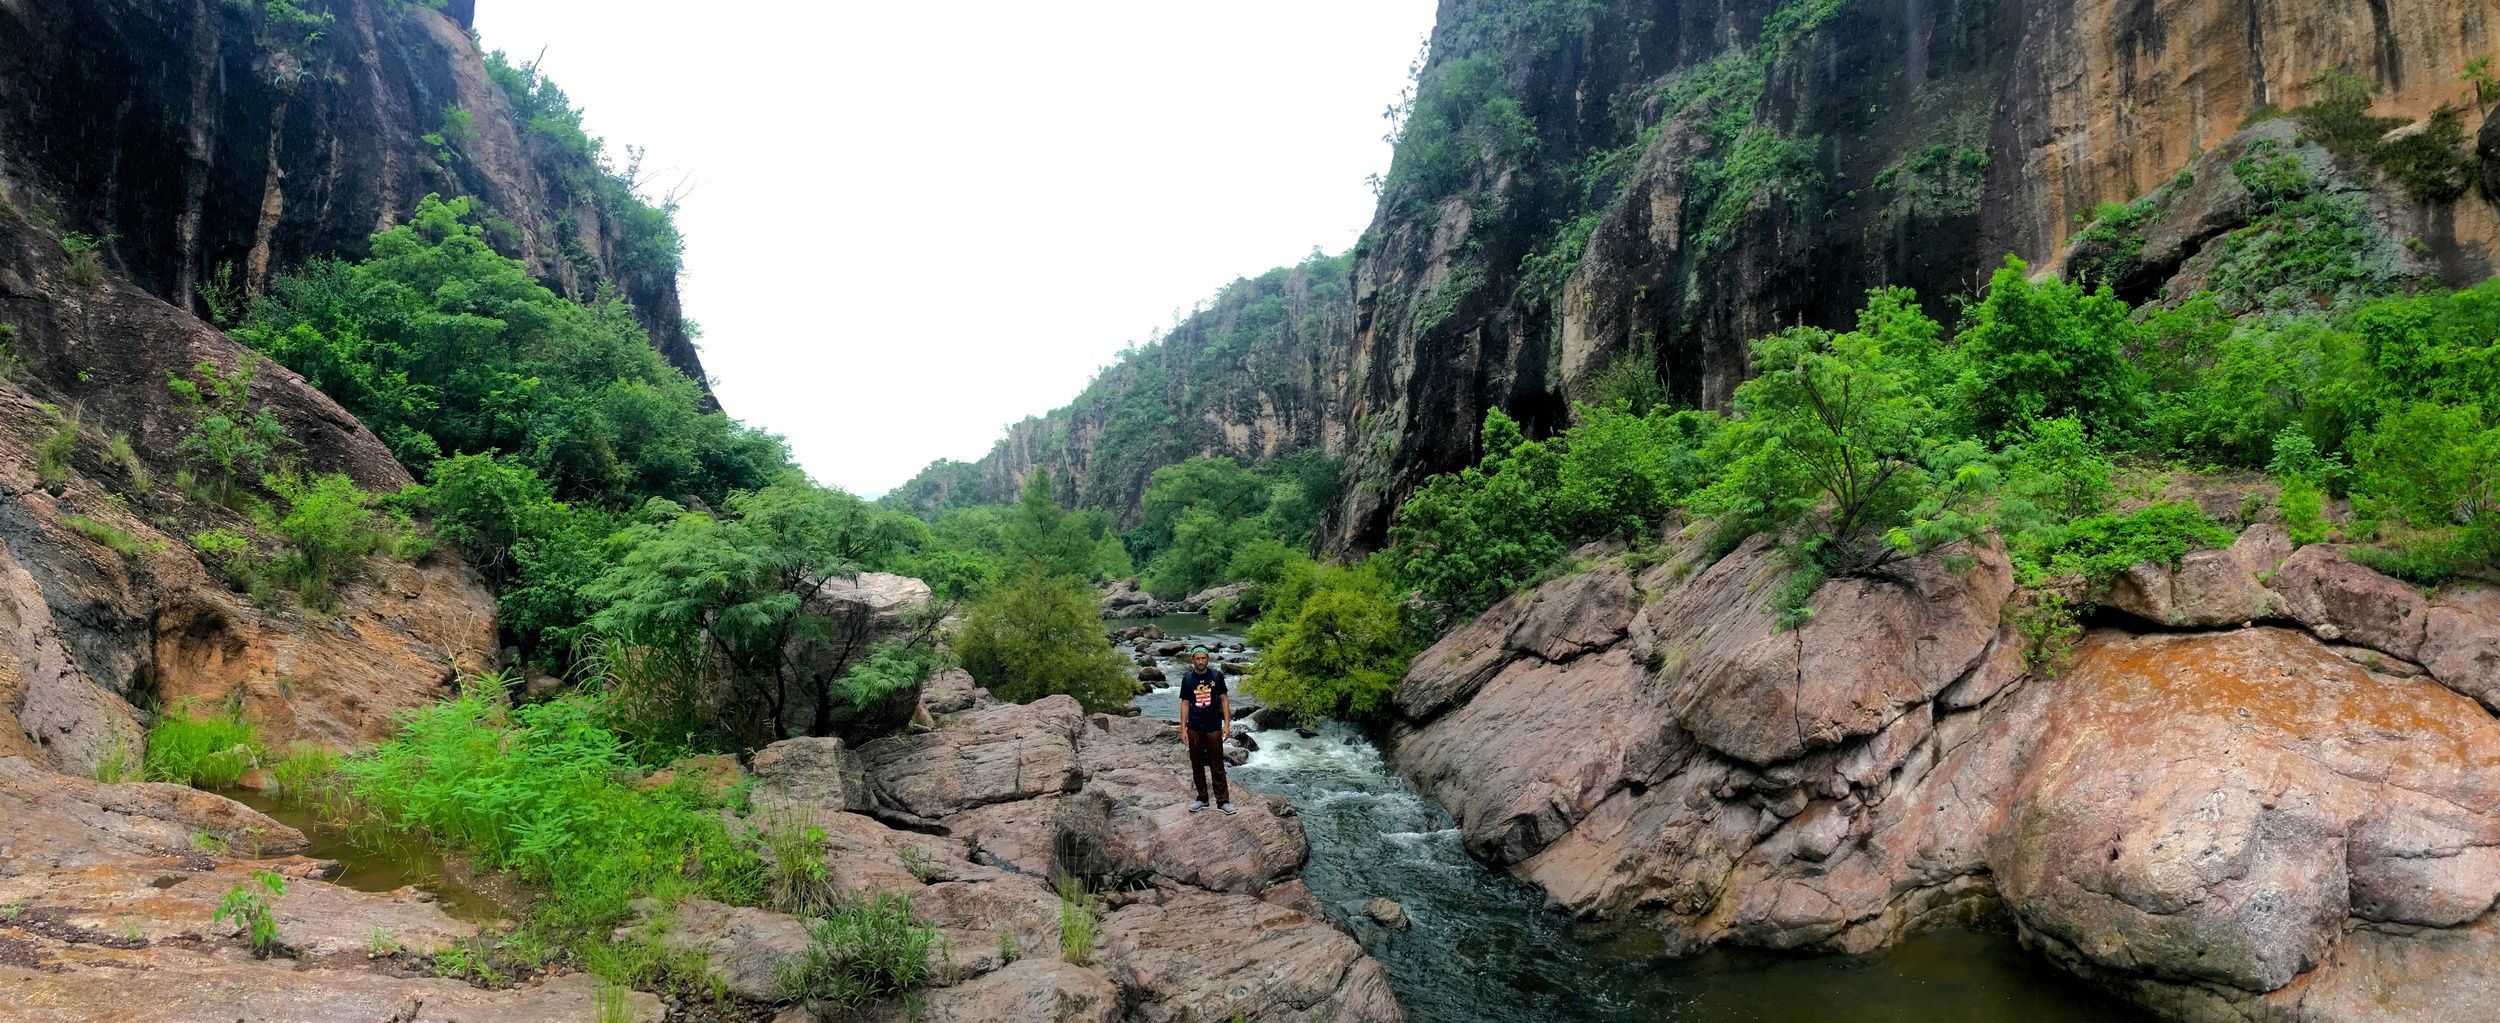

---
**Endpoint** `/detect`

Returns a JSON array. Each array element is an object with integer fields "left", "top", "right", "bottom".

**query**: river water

[{"left": 1114, "top": 615, "right": 2149, "bottom": 1023}]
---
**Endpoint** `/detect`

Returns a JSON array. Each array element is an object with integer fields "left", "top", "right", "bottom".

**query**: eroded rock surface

[{"left": 1394, "top": 537, "right": 2500, "bottom": 1021}]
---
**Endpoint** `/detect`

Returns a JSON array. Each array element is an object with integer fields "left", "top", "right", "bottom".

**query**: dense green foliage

[
  {"left": 953, "top": 571, "right": 1134, "bottom": 712},
  {"left": 1128, "top": 453, "right": 1339, "bottom": 599},
  {"left": 341, "top": 685, "right": 762, "bottom": 938},
  {"left": 242, "top": 196, "right": 780, "bottom": 505},
  {"left": 1242, "top": 558, "right": 1421, "bottom": 725},
  {"left": 775, "top": 893, "right": 936, "bottom": 1009}
]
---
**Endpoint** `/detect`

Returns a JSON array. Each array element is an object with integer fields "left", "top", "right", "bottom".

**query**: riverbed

[{"left": 1113, "top": 615, "right": 2150, "bottom": 1023}]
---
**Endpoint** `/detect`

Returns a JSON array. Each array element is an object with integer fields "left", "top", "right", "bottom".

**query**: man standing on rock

[{"left": 1179, "top": 646, "right": 1235, "bottom": 814}]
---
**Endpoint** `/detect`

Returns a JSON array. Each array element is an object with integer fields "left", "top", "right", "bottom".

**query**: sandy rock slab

[{"left": 0, "top": 947, "right": 658, "bottom": 1022}]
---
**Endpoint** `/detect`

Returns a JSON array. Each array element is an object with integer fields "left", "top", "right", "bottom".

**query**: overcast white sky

[{"left": 471, "top": 2, "right": 1437, "bottom": 497}]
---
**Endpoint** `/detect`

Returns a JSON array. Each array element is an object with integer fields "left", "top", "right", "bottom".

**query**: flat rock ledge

[{"left": 1392, "top": 534, "right": 2500, "bottom": 1023}]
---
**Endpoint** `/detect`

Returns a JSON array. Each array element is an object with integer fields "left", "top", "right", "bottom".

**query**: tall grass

[
  {"left": 144, "top": 700, "right": 261, "bottom": 788},
  {"left": 1058, "top": 876, "right": 1099, "bottom": 966},
  {"left": 338, "top": 683, "right": 761, "bottom": 936}
]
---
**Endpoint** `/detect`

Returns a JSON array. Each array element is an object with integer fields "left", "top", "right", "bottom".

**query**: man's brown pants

[{"left": 1185, "top": 726, "right": 1230, "bottom": 805}]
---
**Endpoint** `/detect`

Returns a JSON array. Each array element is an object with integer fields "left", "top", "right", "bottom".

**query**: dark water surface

[
  {"left": 224, "top": 786, "right": 507, "bottom": 924},
  {"left": 1114, "top": 615, "right": 2150, "bottom": 1023}
]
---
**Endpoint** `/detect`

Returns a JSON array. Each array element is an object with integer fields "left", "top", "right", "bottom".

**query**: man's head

[{"left": 1191, "top": 647, "right": 1210, "bottom": 671}]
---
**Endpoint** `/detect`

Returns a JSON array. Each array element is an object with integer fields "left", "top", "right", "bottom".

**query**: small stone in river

[
  {"left": 1226, "top": 643, "right": 1245, "bottom": 653},
  {"left": 1295, "top": 726, "right": 1320, "bottom": 739},
  {"left": 1231, "top": 728, "right": 1259, "bottom": 752},
  {"left": 1219, "top": 662, "right": 1245, "bottom": 676},
  {"left": 1139, "top": 666, "right": 1166, "bottom": 683},
  {"left": 1157, "top": 641, "right": 1187, "bottom": 657},
  {"left": 1224, "top": 746, "right": 1250, "bottom": 766},
  {"left": 1364, "top": 898, "right": 1410, "bottom": 931}
]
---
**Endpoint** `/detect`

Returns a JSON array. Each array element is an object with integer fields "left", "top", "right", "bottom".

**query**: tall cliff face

[
  {"left": 1324, "top": 0, "right": 2500, "bottom": 550},
  {"left": 0, "top": 0, "right": 722, "bottom": 771},
  {"left": 0, "top": 0, "right": 707, "bottom": 386},
  {"left": 893, "top": 255, "right": 1356, "bottom": 523}
]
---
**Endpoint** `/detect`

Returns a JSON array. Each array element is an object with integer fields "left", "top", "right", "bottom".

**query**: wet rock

[
  {"left": 1231, "top": 728, "right": 1259, "bottom": 752},
  {"left": 1156, "top": 641, "right": 1187, "bottom": 657},
  {"left": 1295, "top": 727, "right": 1320, "bottom": 739},
  {"left": 1135, "top": 655, "right": 1156, "bottom": 667},
  {"left": 1363, "top": 897, "right": 1410, "bottom": 931},
  {"left": 1250, "top": 706, "right": 1296, "bottom": 730},
  {"left": 1219, "top": 662, "right": 1245, "bottom": 676},
  {"left": 1224, "top": 747, "right": 1250, "bottom": 766},
  {"left": 1139, "top": 666, "right": 1167, "bottom": 683},
  {"left": 1100, "top": 891, "right": 1401, "bottom": 1023},
  {"left": 1226, "top": 643, "right": 1245, "bottom": 653},
  {"left": 1144, "top": 626, "right": 1166, "bottom": 641}
]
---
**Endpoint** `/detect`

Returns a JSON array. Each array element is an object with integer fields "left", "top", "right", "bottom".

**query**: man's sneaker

[
  {"left": 1219, "top": 803, "right": 1237, "bottom": 815},
  {"left": 1189, "top": 800, "right": 1207, "bottom": 813}
]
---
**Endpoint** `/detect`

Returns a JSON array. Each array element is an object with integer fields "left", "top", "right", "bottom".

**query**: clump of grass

[
  {"left": 107, "top": 432, "right": 150, "bottom": 492},
  {"left": 762, "top": 814, "right": 837, "bottom": 916},
  {"left": 774, "top": 891, "right": 935, "bottom": 1010},
  {"left": 267, "top": 742, "right": 337, "bottom": 797},
  {"left": 0, "top": 322, "right": 26, "bottom": 383},
  {"left": 60, "top": 232, "right": 107, "bottom": 287},
  {"left": 35, "top": 406, "right": 77, "bottom": 486},
  {"left": 91, "top": 725, "right": 137, "bottom": 783},
  {"left": 144, "top": 699, "right": 262, "bottom": 789},
  {"left": 1057, "top": 876, "right": 1099, "bottom": 966},
  {"left": 67, "top": 514, "right": 165, "bottom": 561},
  {"left": 996, "top": 928, "right": 1019, "bottom": 964}
]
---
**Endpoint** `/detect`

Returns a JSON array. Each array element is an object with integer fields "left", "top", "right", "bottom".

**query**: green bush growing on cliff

[
  {"left": 1953, "top": 256, "right": 2146, "bottom": 442},
  {"left": 240, "top": 195, "right": 778, "bottom": 508},
  {"left": 776, "top": 892, "right": 936, "bottom": 1010},
  {"left": 1378, "top": 56, "right": 1536, "bottom": 212},
  {"left": 1243, "top": 558, "right": 1420, "bottom": 726},
  {"left": 953, "top": 571, "right": 1134, "bottom": 713},
  {"left": 263, "top": 472, "right": 420, "bottom": 609},
  {"left": 166, "top": 356, "right": 289, "bottom": 507}
]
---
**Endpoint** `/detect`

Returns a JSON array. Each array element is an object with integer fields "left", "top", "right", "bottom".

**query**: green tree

[
  {"left": 1242, "top": 559, "right": 1419, "bottom": 725},
  {"left": 952, "top": 572, "right": 1133, "bottom": 712},
  {"left": 1955, "top": 256, "right": 2145, "bottom": 440}
]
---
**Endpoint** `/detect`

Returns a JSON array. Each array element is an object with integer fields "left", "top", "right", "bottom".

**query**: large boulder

[
  {"left": 785, "top": 572, "right": 936, "bottom": 743},
  {"left": 1099, "top": 891, "right": 1402, "bottom": 1023},
  {"left": 910, "top": 958, "right": 1120, "bottom": 1023},
  {"left": 1995, "top": 628, "right": 2500, "bottom": 1016},
  {"left": 856, "top": 695, "right": 1086, "bottom": 824},
  {"left": 748, "top": 736, "right": 870, "bottom": 819},
  {"left": 2419, "top": 586, "right": 2500, "bottom": 713},
  {"left": 2100, "top": 523, "right": 2289, "bottom": 628},
  {"left": 2265, "top": 545, "right": 2430, "bottom": 660}
]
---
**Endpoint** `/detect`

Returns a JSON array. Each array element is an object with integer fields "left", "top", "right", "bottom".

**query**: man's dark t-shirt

[{"left": 1181, "top": 667, "right": 1228, "bottom": 733}]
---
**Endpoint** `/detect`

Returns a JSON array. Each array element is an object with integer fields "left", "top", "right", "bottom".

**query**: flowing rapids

[{"left": 1118, "top": 614, "right": 2147, "bottom": 1023}]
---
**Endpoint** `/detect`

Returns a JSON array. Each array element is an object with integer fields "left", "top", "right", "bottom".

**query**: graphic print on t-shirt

[{"left": 1193, "top": 683, "right": 1213, "bottom": 708}]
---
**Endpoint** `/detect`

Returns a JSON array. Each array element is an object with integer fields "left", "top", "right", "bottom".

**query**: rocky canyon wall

[{"left": 0, "top": 0, "right": 707, "bottom": 386}]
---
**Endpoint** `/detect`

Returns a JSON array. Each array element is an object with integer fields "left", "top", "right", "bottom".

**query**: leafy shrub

[
  {"left": 264, "top": 473, "right": 403, "bottom": 607},
  {"left": 145, "top": 699, "right": 262, "bottom": 789},
  {"left": 1954, "top": 256, "right": 2145, "bottom": 440},
  {"left": 953, "top": 572, "right": 1133, "bottom": 712},
  {"left": 761, "top": 816, "right": 837, "bottom": 916},
  {"left": 1242, "top": 558, "right": 1419, "bottom": 725},
  {"left": 2009, "top": 591, "right": 2082, "bottom": 677},
  {"left": 1379, "top": 56, "right": 1537, "bottom": 211},
  {"left": 60, "top": 232, "right": 105, "bottom": 286},
  {"left": 213, "top": 871, "right": 286, "bottom": 959},
  {"left": 2009, "top": 502, "right": 2238, "bottom": 588},
  {"left": 775, "top": 892, "right": 935, "bottom": 1009},
  {"left": 166, "top": 356, "right": 289, "bottom": 507}
]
